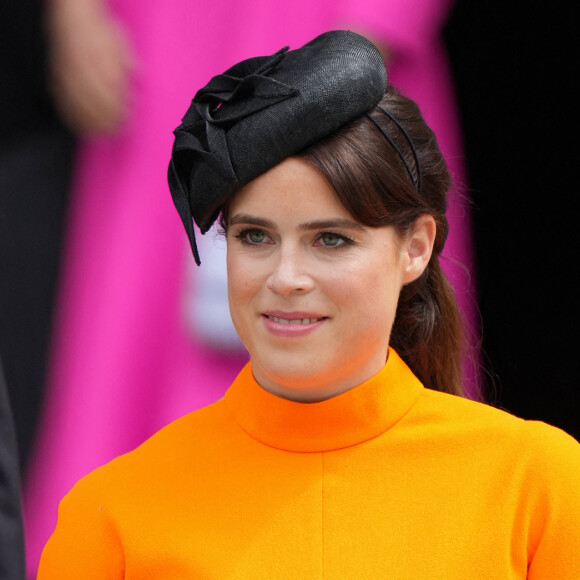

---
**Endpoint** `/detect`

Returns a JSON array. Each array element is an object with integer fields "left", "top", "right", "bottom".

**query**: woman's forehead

[{"left": 227, "top": 158, "right": 353, "bottom": 225}]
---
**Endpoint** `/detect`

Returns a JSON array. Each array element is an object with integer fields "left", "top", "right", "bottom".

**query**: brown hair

[{"left": 297, "top": 86, "right": 466, "bottom": 396}]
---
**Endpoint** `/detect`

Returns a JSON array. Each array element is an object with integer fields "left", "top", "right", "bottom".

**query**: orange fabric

[{"left": 39, "top": 350, "right": 580, "bottom": 579}]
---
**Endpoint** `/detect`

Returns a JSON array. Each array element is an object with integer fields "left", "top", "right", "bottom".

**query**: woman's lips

[
  {"left": 268, "top": 315, "right": 323, "bottom": 325},
  {"left": 261, "top": 312, "right": 327, "bottom": 337}
]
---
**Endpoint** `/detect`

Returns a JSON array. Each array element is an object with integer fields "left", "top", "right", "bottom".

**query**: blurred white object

[{"left": 184, "top": 226, "right": 246, "bottom": 353}]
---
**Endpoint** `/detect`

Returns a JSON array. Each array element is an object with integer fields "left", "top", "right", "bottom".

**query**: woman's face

[{"left": 226, "top": 157, "right": 426, "bottom": 402}]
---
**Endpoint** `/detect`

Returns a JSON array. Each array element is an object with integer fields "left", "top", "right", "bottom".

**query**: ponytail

[{"left": 390, "top": 259, "right": 464, "bottom": 396}]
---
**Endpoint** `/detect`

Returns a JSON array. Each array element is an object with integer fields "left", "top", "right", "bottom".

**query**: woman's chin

[{"left": 250, "top": 356, "right": 353, "bottom": 403}]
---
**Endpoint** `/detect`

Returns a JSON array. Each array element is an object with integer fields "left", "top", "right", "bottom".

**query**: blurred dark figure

[
  {"left": 445, "top": 3, "right": 579, "bottom": 439},
  {"left": 0, "top": 0, "right": 75, "bottom": 469},
  {"left": 0, "top": 360, "right": 25, "bottom": 580}
]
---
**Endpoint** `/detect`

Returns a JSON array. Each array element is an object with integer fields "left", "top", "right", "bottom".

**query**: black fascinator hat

[{"left": 168, "top": 30, "right": 387, "bottom": 264}]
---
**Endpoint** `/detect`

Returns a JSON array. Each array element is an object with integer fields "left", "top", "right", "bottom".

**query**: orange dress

[{"left": 38, "top": 350, "right": 580, "bottom": 579}]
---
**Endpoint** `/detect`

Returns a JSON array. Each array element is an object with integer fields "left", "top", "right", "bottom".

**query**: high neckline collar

[{"left": 224, "top": 349, "right": 424, "bottom": 452}]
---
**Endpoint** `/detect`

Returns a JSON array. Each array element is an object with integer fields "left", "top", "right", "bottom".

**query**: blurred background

[
  {"left": 0, "top": 0, "right": 577, "bottom": 577},
  {"left": 444, "top": 1, "right": 579, "bottom": 438}
]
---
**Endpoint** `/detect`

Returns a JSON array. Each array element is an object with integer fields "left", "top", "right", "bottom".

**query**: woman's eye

[
  {"left": 317, "top": 232, "right": 351, "bottom": 248},
  {"left": 247, "top": 230, "right": 266, "bottom": 244},
  {"left": 234, "top": 228, "right": 269, "bottom": 245}
]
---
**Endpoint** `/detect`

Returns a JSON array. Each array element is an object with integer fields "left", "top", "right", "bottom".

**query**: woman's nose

[{"left": 266, "top": 247, "right": 314, "bottom": 295}]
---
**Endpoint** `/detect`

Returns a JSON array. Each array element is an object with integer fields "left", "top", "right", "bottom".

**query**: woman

[
  {"left": 27, "top": 2, "right": 474, "bottom": 573},
  {"left": 27, "top": 4, "right": 477, "bottom": 574},
  {"left": 38, "top": 31, "right": 580, "bottom": 578}
]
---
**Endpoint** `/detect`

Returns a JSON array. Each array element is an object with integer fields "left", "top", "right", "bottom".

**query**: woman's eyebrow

[
  {"left": 299, "top": 219, "right": 366, "bottom": 232},
  {"left": 228, "top": 214, "right": 276, "bottom": 228},
  {"left": 228, "top": 215, "right": 366, "bottom": 232}
]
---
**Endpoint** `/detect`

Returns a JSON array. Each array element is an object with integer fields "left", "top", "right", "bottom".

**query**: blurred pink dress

[{"left": 24, "top": 0, "right": 473, "bottom": 576}]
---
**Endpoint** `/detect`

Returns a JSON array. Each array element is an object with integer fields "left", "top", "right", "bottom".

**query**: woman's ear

[{"left": 401, "top": 215, "right": 436, "bottom": 285}]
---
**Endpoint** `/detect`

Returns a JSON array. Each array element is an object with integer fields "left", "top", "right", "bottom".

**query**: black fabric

[
  {"left": 0, "top": 360, "right": 25, "bottom": 580},
  {"left": 168, "top": 30, "right": 387, "bottom": 264},
  {"left": 0, "top": 130, "right": 74, "bottom": 469},
  {"left": 0, "top": 0, "right": 75, "bottom": 470},
  {"left": 0, "top": 0, "right": 55, "bottom": 139}
]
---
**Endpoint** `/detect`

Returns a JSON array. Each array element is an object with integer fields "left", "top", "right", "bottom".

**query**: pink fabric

[{"left": 24, "top": 1, "right": 475, "bottom": 576}]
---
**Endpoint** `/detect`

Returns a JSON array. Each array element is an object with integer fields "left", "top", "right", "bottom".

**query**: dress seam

[{"left": 321, "top": 451, "right": 325, "bottom": 580}]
